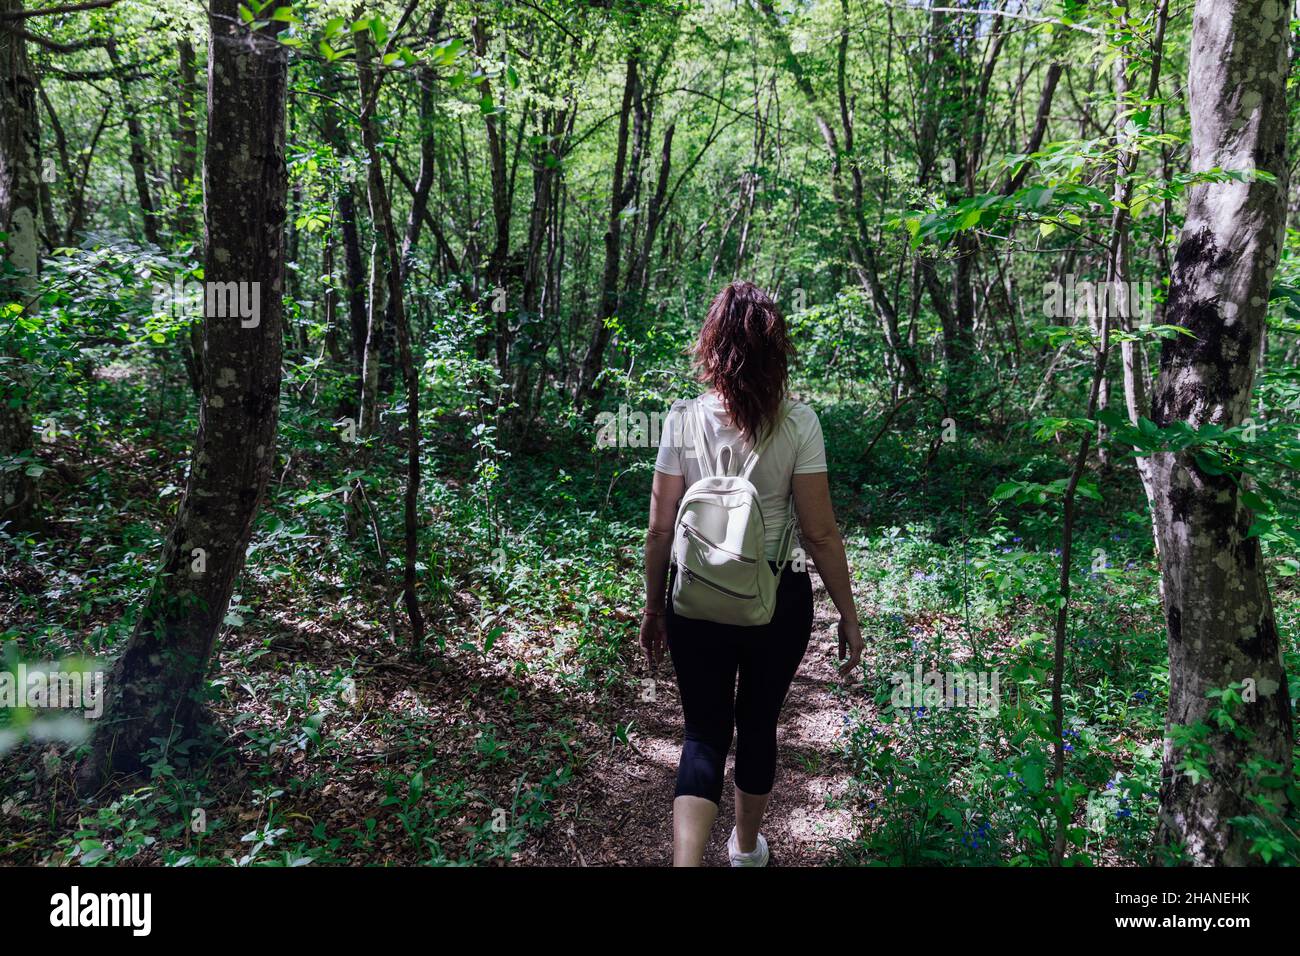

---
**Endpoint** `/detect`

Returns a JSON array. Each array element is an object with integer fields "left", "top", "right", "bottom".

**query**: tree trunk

[
  {"left": 378, "top": 7, "right": 441, "bottom": 379},
  {"left": 1112, "top": 0, "right": 1168, "bottom": 528},
  {"left": 319, "top": 72, "right": 368, "bottom": 402},
  {"left": 173, "top": 37, "right": 199, "bottom": 235},
  {"left": 1150, "top": 0, "right": 1294, "bottom": 866},
  {"left": 107, "top": 38, "right": 160, "bottom": 245},
  {"left": 471, "top": 16, "right": 513, "bottom": 382},
  {"left": 175, "top": 40, "right": 203, "bottom": 397},
  {"left": 0, "top": 0, "right": 40, "bottom": 528},
  {"left": 356, "top": 25, "right": 425, "bottom": 649},
  {"left": 80, "top": 1, "right": 288, "bottom": 781},
  {"left": 576, "top": 53, "right": 640, "bottom": 406}
]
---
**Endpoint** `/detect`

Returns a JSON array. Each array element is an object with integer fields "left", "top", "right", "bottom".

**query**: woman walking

[{"left": 640, "top": 280, "right": 864, "bottom": 866}]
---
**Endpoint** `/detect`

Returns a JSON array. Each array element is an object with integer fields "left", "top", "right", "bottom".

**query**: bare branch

[{"left": 0, "top": 0, "right": 117, "bottom": 19}]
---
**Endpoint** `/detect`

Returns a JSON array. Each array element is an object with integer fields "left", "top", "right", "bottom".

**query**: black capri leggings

[{"left": 666, "top": 563, "right": 814, "bottom": 804}]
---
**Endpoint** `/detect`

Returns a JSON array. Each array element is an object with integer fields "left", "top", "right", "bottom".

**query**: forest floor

[
  {"left": 1, "top": 529, "right": 871, "bottom": 867},
  {"left": 529, "top": 575, "right": 861, "bottom": 866}
]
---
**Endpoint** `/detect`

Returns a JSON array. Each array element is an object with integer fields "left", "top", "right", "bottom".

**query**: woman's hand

[
  {"left": 837, "top": 618, "right": 864, "bottom": 677},
  {"left": 640, "top": 611, "right": 668, "bottom": 667}
]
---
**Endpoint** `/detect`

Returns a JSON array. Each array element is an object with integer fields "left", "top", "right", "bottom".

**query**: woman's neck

[{"left": 702, "top": 389, "right": 734, "bottom": 426}]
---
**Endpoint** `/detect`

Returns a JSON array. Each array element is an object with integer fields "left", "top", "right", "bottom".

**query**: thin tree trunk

[
  {"left": 175, "top": 39, "right": 203, "bottom": 396},
  {"left": 472, "top": 16, "right": 512, "bottom": 380},
  {"left": 107, "top": 37, "right": 160, "bottom": 245},
  {"left": 1114, "top": 0, "right": 1168, "bottom": 538},
  {"left": 576, "top": 52, "right": 641, "bottom": 406},
  {"left": 628, "top": 120, "right": 673, "bottom": 295},
  {"left": 64, "top": 103, "right": 107, "bottom": 244},
  {"left": 320, "top": 75, "right": 368, "bottom": 398},
  {"left": 173, "top": 37, "right": 199, "bottom": 235},
  {"left": 357, "top": 25, "right": 424, "bottom": 650},
  {"left": 1050, "top": 302, "right": 1110, "bottom": 866}
]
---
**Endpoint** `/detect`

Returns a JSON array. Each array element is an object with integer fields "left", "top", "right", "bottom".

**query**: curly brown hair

[{"left": 689, "top": 280, "right": 794, "bottom": 442}]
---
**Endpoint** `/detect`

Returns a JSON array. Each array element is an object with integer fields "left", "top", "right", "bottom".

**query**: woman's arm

[
  {"left": 791, "top": 471, "right": 864, "bottom": 675},
  {"left": 641, "top": 469, "right": 684, "bottom": 664}
]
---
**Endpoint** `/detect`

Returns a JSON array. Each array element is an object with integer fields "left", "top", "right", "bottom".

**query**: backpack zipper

[
  {"left": 682, "top": 524, "right": 757, "bottom": 564},
  {"left": 683, "top": 566, "right": 757, "bottom": 600}
]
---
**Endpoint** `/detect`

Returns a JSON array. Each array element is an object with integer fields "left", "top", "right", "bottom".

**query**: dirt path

[{"left": 533, "top": 579, "right": 861, "bottom": 866}]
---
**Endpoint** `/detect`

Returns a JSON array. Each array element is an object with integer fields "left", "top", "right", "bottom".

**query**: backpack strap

[
  {"left": 739, "top": 401, "right": 790, "bottom": 481},
  {"left": 715, "top": 443, "right": 737, "bottom": 476},
  {"left": 774, "top": 513, "right": 798, "bottom": 572},
  {"left": 689, "top": 398, "right": 715, "bottom": 479}
]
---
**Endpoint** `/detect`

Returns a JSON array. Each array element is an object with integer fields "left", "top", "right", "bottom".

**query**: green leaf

[
  {"left": 1097, "top": 407, "right": 1127, "bottom": 431},
  {"left": 1240, "top": 489, "right": 1267, "bottom": 512},
  {"left": 1022, "top": 186, "right": 1055, "bottom": 210},
  {"left": 1076, "top": 479, "right": 1103, "bottom": 502},
  {"left": 991, "top": 482, "right": 1021, "bottom": 503}
]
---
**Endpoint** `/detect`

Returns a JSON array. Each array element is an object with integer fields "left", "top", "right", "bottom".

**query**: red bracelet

[{"left": 643, "top": 609, "right": 665, "bottom": 618}]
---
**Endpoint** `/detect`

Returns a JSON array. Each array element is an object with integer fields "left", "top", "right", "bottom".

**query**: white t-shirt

[{"left": 654, "top": 391, "right": 828, "bottom": 561}]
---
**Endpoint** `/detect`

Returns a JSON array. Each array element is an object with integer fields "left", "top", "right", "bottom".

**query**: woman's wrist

[{"left": 643, "top": 607, "right": 665, "bottom": 617}]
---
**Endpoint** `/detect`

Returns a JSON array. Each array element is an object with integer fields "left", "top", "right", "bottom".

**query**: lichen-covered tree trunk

[
  {"left": 0, "top": 0, "right": 40, "bottom": 528},
  {"left": 81, "top": 1, "right": 288, "bottom": 781},
  {"left": 1150, "top": 0, "right": 1294, "bottom": 865}
]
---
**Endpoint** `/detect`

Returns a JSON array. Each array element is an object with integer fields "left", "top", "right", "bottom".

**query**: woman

[{"left": 640, "top": 280, "right": 864, "bottom": 867}]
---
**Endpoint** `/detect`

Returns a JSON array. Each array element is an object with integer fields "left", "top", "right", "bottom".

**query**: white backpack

[{"left": 671, "top": 398, "right": 795, "bottom": 627}]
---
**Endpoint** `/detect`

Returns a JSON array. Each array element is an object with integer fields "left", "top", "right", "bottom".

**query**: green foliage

[{"left": 2, "top": 0, "right": 1297, "bottom": 871}]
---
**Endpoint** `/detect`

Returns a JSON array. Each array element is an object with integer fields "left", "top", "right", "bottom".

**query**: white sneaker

[{"left": 727, "top": 827, "right": 769, "bottom": 867}]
